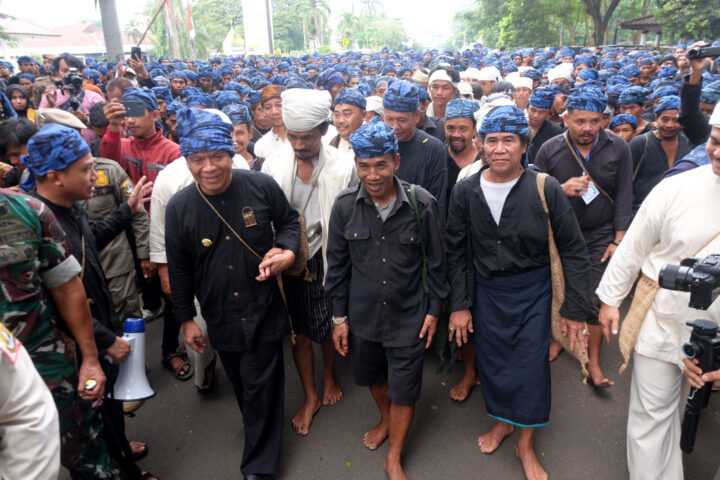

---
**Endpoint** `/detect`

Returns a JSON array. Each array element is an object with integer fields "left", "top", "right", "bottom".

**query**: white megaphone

[{"left": 112, "top": 318, "right": 155, "bottom": 401}]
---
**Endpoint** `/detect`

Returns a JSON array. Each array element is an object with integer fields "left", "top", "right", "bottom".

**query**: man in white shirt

[
  {"left": 262, "top": 88, "right": 357, "bottom": 436},
  {"left": 597, "top": 104, "right": 720, "bottom": 480}
]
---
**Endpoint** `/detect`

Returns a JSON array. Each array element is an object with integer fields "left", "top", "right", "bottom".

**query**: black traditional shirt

[
  {"left": 325, "top": 178, "right": 448, "bottom": 347},
  {"left": 397, "top": 128, "right": 448, "bottom": 222},
  {"left": 165, "top": 170, "right": 299, "bottom": 352},
  {"left": 528, "top": 119, "right": 563, "bottom": 165},
  {"left": 534, "top": 129, "right": 633, "bottom": 241},
  {"left": 446, "top": 167, "right": 590, "bottom": 322}
]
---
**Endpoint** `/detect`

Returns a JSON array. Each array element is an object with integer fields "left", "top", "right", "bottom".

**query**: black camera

[
  {"left": 679, "top": 319, "right": 720, "bottom": 453},
  {"left": 53, "top": 68, "right": 84, "bottom": 111},
  {"left": 659, "top": 254, "right": 720, "bottom": 453},
  {"left": 659, "top": 255, "right": 720, "bottom": 310},
  {"left": 687, "top": 46, "right": 720, "bottom": 60}
]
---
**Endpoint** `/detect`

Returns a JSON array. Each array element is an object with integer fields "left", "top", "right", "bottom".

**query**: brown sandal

[{"left": 161, "top": 353, "right": 194, "bottom": 381}]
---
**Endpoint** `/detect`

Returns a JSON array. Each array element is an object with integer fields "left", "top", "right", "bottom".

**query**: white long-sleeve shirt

[{"left": 596, "top": 165, "right": 720, "bottom": 368}]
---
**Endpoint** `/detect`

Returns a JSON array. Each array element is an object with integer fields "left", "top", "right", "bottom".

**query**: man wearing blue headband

[
  {"left": 222, "top": 103, "right": 258, "bottom": 169},
  {"left": 527, "top": 87, "right": 563, "bottom": 164},
  {"left": 609, "top": 113, "right": 638, "bottom": 143},
  {"left": 329, "top": 88, "right": 366, "bottom": 155},
  {"left": 447, "top": 105, "right": 589, "bottom": 480},
  {"left": 165, "top": 106, "right": 299, "bottom": 480},
  {"left": 598, "top": 102, "right": 720, "bottom": 480},
  {"left": 383, "top": 80, "right": 448, "bottom": 220},
  {"left": 27, "top": 123, "right": 155, "bottom": 479},
  {"left": 535, "top": 87, "right": 633, "bottom": 389},
  {"left": 262, "top": 88, "right": 357, "bottom": 437},
  {"left": 617, "top": 86, "right": 652, "bottom": 135},
  {"left": 326, "top": 120, "right": 447, "bottom": 480},
  {"left": 630, "top": 95, "right": 691, "bottom": 211}
]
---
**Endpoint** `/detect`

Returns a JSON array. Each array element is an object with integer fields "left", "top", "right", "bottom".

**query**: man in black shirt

[
  {"left": 383, "top": 80, "right": 448, "bottom": 220},
  {"left": 416, "top": 86, "right": 445, "bottom": 142},
  {"left": 535, "top": 87, "right": 633, "bottom": 388},
  {"left": 630, "top": 95, "right": 692, "bottom": 213},
  {"left": 443, "top": 98, "right": 482, "bottom": 402},
  {"left": 527, "top": 87, "right": 563, "bottom": 165},
  {"left": 326, "top": 121, "right": 448, "bottom": 480},
  {"left": 447, "top": 105, "right": 589, "bottom": 480},
  {"left": 24, "top": 123, "right": 155, "bottom": 479},
  {"left": 165, "top": 108, "right": 299, "bottom": 480}
]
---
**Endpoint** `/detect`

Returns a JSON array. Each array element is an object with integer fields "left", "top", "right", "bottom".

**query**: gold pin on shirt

[
  {"left": 202, "top": 238, "right": 212, "bottom": 247},
  {"left": 242, "top": 207, "right": 257, "bottom": 227}
]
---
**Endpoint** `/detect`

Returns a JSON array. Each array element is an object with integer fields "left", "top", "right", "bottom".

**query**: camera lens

[
  {"left": 683, "top": 342, "right": 702, "bottom": 359},
  {"left": 659, "top": 265, "right": 694, "bottom": 292}
]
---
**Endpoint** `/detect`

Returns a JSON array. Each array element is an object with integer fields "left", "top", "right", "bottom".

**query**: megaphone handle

[{"left": 124, "top": 335, "right": 136, "bottom": 352}]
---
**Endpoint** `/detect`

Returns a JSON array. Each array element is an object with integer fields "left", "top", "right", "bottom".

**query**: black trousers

[{"left": 217, "top": 340, "right": 285, "bottom": 476}]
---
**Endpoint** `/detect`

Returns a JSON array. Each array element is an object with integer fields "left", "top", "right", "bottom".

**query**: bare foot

[
  {"left": 587, "top": 362, "right": 614, "bottom": 388},
  {"left": 450, "top": 374, "right": 480, "bottom": 402},
  {"left": 549, "top": 340, "right": 564, "bottom": 362},
  {"left": 384, "top": 457, "right": 408, "bottom": 480},
  {"left": 322, "top": 375, "right": 343, "bottom": 406},
  {"left": 364, "top": 419, "right": 390, "bottom": 450},
  {"left": 516, "top": 444, "right": 548, "bottom": 480},
  {"left": 129, "top": 440, "right": 146, "bottom": 456},
  {"left": 292, "top": 397, "right": 321, "bottom": 436},
  {"left": 478, "top": 421, "right": 514, "bottom": 454}
]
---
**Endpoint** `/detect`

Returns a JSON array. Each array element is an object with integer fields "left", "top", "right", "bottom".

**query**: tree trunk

[{"left": 98, "top": 0, "right": 124, "bottom": 62}]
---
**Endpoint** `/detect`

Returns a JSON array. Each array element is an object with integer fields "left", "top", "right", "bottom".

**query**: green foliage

[
  {"left": 333, "top": 9, "right": 407, "bottom": 52},
  {"left": 654, "top": 0, "right": 720, "bottom": 42}
]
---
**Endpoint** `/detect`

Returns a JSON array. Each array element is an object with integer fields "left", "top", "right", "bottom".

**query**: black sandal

[{"left": 196, "top": 353, "right": 217, "bottom": 395}]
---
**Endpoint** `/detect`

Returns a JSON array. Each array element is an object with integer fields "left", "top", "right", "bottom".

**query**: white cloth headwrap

[
  {"left": 281, "top": 88, "right": 332, "bottom": 132},
  {"left": 511, "top": 76, "right": 533, "bottom": 90},
  {"left": 478, "top": 66, "right": 501, "bottom": 82},
  {"left": 365, "top": 96, "right": 385, "bottom": 116},
  {"left": 547, "top": 64, "right": 573, "bottom": 84},
  {"left": 429, "top": 69, "right": 458, "bottom": 88},
  {"left": 710, "top": 102, "right": 720, "bottom": 128}
]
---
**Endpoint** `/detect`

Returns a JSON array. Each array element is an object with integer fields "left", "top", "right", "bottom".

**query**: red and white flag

[{"left": 187, "top": 0, "right": 195, "bottom": 39}]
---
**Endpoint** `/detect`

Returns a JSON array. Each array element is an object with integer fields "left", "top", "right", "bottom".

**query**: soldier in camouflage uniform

[
  {"left": 80, "top": 157, "right": 152, "bottom": 322},
  {"left": 0, "top": 188, "right": 120, "bottom": 479}
]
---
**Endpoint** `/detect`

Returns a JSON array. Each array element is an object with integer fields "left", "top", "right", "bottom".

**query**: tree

[
  {"left": 581, "top": 0, "right": 623, "bottom": 45},
  {"left": 654, "top": 0, "right": 720, "bottom": 43},
  {"left": 360, "top": 0, "right": 383, "bottom": 17},
  {"left": 125, "top": 18, "right": 144, "bottom": 45},
  {"left": 297, "top": 0, "right": 331, "bottom": 51},
  {"left": 337, "top": 12, "right": 360, "bottom": 47}
]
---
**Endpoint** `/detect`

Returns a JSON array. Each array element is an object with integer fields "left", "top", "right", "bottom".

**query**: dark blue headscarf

[
  {"left": 701, "top": 81, "right": 720, "bottom": 105},
  {"left": 653, "top": 95, "right": 680, "bottom": 115},
  {"left": 21, "top": 124, "right": 91, "bottom": 191},
  {"left": 349, "top": 119, "right": 398, "bottom": 158},
  {"left": 651, "top": 85, "right": 679, "bottom": 102},
  {"left": 383, "top": 80, "right": 419, "bottom": 113},
  {"left": 151, "top": 86, "right": 173, "bottom": 105},
  {"left": 609, "top": 113, "right": 638, "bottom": 130},
  {"left": 334, "top": 88, "right": 367, "bottom": 109},
  {"left": 166, "top": 99, "right": 185, "bottom": 117},
  {"left": 479, "top": 105, "right": 529, "bottom": 135},
  {"left": 566, "top": 87, "right": 607, "bottom": 113},
  {"left": 617, "top": 86, "right": 649, "bottom": 106},
  {"left": 122, "top": 88, "right": 158, "bottom": 111},
  {"left": 445, "top": 98, "right": 479, "bottom": 120},
  {"left": 176, "top": 107, "right": 234, "bottom": 158},
  {"left": 529, "top": 87, "right": 556, "bottom": 110},
  {"left": 214, "top": 91, "right": 241, "bottom": 110},
  {"left": 185, "top": 92, "right": 215, "bottom": 109},
  {"left": 222, "top": 103, "right": 252, "bottom": 126}
]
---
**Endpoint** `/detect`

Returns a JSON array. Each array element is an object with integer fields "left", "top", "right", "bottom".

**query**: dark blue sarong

[{"left": 473, "top": 266, "right": 552, "bottom": 427}]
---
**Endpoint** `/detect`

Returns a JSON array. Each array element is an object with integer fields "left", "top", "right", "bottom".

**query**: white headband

[{"left": 429, "top": 70, "right": 458, "bottom": 88}]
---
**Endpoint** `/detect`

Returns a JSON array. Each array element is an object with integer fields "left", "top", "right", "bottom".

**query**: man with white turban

[{"left": 262, "top": 88, "right": 358, "bottom": 436}]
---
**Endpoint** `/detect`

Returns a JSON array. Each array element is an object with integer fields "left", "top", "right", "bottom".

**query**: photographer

[
  {"left": 596, "top": 102, "right": 720, "bottom": 479},
  {"left": 38, "top": 54, "right": 104, "bottom": 137}
]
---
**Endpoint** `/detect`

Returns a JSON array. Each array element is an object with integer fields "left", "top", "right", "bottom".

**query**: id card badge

[{"left": 582, "top": 180, "right": 600, "bottom": 204}]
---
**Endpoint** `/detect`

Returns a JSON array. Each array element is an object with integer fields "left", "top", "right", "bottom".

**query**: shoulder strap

[
  {"left": 409, "top": 184, "right": 429, "bottom": 294},
  {"left": 299, "top": 162, "right": 325, "bottom": 215},
  {"left": 632, "top": 133, "right": 650, "bottom": 182},
  {"left": 536, "top": 172, "right": 549, "bottom": 214},
  {"left": 563, "top": 132, "right": 615, "bottom": 204}
]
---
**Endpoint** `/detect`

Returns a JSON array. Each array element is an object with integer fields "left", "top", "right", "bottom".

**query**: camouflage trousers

[{"left": 19, "top": 325, "right": 123, "bottom": 479}]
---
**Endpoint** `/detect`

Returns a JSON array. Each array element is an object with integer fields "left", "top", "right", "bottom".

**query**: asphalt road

[{"left": 116, "top": 315, "right": 720, "bottom": 480}]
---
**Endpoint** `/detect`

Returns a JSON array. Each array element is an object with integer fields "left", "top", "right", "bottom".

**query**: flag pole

[{"left": 137, "top": 0, "right": 166, "bottom": 47}]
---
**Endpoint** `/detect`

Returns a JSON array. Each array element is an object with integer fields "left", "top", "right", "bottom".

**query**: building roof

[
  {"left": 620, "top": 15, "right": 662, "bottom": 33},
  {"left": 0, "top": 17, "right": 59, "bottom": 37},
  {"left": 19, "top": 23, "right": 151, "bottom": 50}
]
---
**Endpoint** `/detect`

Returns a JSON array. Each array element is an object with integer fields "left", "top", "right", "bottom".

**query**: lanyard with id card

[{"left": 563, "top": 132, "right": 614, "bottom": 205}]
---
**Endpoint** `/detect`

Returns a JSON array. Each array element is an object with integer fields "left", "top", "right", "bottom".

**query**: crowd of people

[{"left": 1, "top": 38, "right": 720, "bottom": 480}]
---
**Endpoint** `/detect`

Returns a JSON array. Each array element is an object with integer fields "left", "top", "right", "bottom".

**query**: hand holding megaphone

[{"left": 106, "top": 336, "right": 131, "bottom": 364}]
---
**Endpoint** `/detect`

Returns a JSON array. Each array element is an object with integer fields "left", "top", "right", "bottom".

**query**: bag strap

[
  {"left": 563, "top": 132, "right": 615, "bottom": 204},
  {"left": 195, "top": 183, "right": 296, "bottom": 344},
  {"left": 693, "top": 230, "right": 720, "bottom": 256},
  {"left": 632, "top": 133, "right": 650, "bottom": 182},
  {"left": 299, "top": 162, "right": 325, "bottom": 215},
  {"left": 409, "top": 184, "right": 429, "bottom": 294}
]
